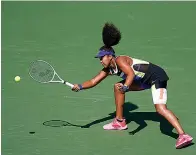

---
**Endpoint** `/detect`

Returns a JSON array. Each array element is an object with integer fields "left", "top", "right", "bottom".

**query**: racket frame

[{"left": 29, "top": 60, "right": 74, "bottom": 88}]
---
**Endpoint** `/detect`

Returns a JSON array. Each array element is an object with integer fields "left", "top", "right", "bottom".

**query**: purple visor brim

[{"left": 95, "top": 50, "right": 115, "bottom": 58}]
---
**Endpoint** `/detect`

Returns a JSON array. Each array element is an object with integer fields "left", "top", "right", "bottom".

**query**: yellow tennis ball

[{"left": 15, "top": 76, "right": 21, "bottom": 82}]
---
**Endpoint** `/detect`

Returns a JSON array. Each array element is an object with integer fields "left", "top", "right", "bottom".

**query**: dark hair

[
  {"left": 102, "top": 22, "right": 121, "bottom": 48},
  {"left": 99, "top": 22, "right": 121, "bottom": 53}
]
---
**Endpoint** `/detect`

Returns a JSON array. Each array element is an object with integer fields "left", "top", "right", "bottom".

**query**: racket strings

[{"left": 29, "top": 60, "right": 55, "bottom": 83}]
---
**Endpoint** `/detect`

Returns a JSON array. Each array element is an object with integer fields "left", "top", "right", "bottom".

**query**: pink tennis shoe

[
  {"left": 103, "top": 118, "right": 128, "bottom": 130},
  {"left": 176, "top": 134, "right": 193, "bottom": 149},
  {"left": 103, "top": 119, "right": 193, "bottom": 149}
]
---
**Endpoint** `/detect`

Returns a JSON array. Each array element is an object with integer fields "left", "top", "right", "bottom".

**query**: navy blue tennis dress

[{"left": 109, "top": 56, "right": 169, "bottom": 89}]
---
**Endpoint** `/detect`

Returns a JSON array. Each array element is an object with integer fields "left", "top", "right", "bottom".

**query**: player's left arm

[{"left": 116, "top": 56, "right": 135, "bottom": 90}]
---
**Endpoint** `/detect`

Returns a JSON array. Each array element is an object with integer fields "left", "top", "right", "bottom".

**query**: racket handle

[{"left": 64, "top": 81, "right": 74, "bottom": 88}]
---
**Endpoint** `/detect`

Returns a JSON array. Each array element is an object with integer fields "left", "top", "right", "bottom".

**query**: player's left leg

[
  {"left": 152, "top": 82, "right": 193, "bottom": 149},
  {"left": 103, "top": 80, "right": 146, "bottom": 130}
]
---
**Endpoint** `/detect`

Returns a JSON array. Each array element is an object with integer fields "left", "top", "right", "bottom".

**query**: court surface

[{"left": 1, "top": 1, "right": 196, "bottom": 155}]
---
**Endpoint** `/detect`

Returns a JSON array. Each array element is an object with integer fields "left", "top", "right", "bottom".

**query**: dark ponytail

[{"left": 102, "top": 22, "right": 121, "bottom": 48}]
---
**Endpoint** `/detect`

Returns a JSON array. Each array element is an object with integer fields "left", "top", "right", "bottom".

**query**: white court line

[
  {"left": 173, "top": 47, "right": 196, "bottom": 51},
  {"left": 162, "top": 66, "right": 185, "bottom": 71},
  {"left": 64, "top": 96, "right": 105, "bottom": 101},
  {"left": 7, "top": 125, "right": 25, "bottom": 131}
]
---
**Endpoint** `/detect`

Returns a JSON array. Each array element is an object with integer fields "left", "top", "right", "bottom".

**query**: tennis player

[{"left": 72, "top": 23, "right": 193, "bottom": 149}]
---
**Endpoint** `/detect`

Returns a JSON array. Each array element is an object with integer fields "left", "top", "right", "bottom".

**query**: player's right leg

[{"left": 151, "top": 81, "right": 193, "bottom": 149}]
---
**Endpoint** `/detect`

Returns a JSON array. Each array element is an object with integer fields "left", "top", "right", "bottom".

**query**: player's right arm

[{"left": 72, "top": 68, "right": 110, "bottom": 92}]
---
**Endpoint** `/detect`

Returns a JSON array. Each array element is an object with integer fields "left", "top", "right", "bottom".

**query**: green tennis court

[{"left": 1, "top": 1, "right": 196, "bottom": 155}]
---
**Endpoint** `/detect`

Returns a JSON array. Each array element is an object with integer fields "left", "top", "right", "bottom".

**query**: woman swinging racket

[{"left": 72, "top": 23, "right": 193, "bottom": 149}]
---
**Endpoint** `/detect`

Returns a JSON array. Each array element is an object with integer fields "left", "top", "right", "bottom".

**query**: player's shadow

[
  {"left": 43, "top": 102, "right": 194, "bottom": 148},
  {"left": 81, "top": 102, "right": 179, "bottom": 139},
  {"left": 43, "top": 102, "right": 181, "bottom": 139}
]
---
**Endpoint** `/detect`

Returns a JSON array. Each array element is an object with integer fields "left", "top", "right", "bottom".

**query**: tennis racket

[{"left": 29, "top": 60, "right": 74, "bottom": 88}]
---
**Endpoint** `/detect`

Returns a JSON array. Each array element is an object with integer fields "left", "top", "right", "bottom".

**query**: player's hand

[
  {"left": 72, "top": 84, "right": 81, "bottom": 92},
  {"left": 116, "top": 83, "right": 129, "bottom": 93}
]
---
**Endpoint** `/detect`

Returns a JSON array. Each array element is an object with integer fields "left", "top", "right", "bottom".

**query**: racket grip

[{"left": 64, "top": 81, "right": 74, "bottom": 88}]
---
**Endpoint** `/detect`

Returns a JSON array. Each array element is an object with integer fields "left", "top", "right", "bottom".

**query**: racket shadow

[{"left": 43, "top": 120, "right": 82, "bottom": 128}]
